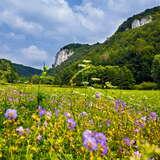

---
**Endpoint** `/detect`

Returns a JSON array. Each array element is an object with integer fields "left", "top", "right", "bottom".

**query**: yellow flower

[
  {"left": 30, "top": 146, "right": 38, "bottom": 153},
  {"left": 31, "top": 125, "right": 37, "bottom": 131},
  {"left": 32, "top": 114, "right": 40, "bottom": 121}
]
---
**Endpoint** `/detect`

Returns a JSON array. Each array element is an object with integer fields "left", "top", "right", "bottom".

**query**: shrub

[
  {"left": 134, "top": 82, "right": 158, "bottom": 90},
  {"left": 40, "top": 76, "right": 55, "bottom": 85},
  {"left": 73, "top": 65, "right": 135, "bottom": 89},
  {"left": 31, "top": 75, "right": 40, "bottom": 84}
]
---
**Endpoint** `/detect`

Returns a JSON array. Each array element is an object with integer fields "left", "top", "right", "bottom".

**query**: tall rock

[{"left": 54, "top": 48, "right": 74, "bottom": 66}]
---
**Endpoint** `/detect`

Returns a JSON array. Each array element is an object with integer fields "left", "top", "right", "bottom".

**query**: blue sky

[{"left": 0, "top": 0, "right": 159, "bottom": 68}]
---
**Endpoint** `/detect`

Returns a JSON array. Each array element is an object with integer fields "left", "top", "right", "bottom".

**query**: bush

[
  {"left": 31, "top": 75, "right": 40, "bottom": 84},
  {"left": 40, "top": 76, "right": 55, "bottom": 85},
  {"left": 134, "top": 82, "right": 158, "bottom": 90},
  {"left": 72, "top": 65, "right": 135, "bottom": 89}
]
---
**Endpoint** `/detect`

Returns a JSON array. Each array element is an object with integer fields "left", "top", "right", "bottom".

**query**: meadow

[{"left": 0, "top": 84, "right": 160, "bottom": 159}]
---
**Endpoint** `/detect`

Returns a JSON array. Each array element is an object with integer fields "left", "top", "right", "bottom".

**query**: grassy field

[{"left": 0, "top": 84, "right": 160, "bottom": 159}]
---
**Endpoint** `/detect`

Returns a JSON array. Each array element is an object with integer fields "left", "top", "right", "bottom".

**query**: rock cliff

[
  {"left": 131, "top": 16, "right": 152, "bottom": 29},
  {"left": 54, "top": 48, "right": 74, "bottom": 66}
]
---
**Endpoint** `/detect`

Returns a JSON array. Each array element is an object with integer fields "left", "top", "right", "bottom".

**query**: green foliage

[
  {"left": 151, "top": 54, "right": 160, "bottom": 83},
  {"left": 134, "top": 82, "right": 158, "bottom": 90},
  {"left": 31, "top": 66, "right": 55, "bottom": 85},
  {"left": 72, "top": 65, "right": 135, "bottom": 89},
  {"left": 40, "top": 76, "right": 55, "bottom": 85},
  {"left": 31, "top": 75, "right": 40, "bottom": 84},
  {"left": 13, "top": 63, "right": 42, "bottom": 77},
  {"left": 0, "top": 59, "right": 18, "bottom": 83}
]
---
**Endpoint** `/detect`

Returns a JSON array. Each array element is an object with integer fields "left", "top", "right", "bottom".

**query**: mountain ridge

[
  {"left": 0, "top": 58, "right": 42, "bottom": 78},
  {"left": 13, "top": 63, "right": 42, "bottom": 77}
]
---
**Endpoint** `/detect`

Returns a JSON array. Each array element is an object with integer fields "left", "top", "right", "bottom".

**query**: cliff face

[
  {"left": 117, "top": 6, "right": 159, "bottom": 32},
  {"left": 54, "top": 43, "right": 90, "bottom": 67},
  {"left": 54, "top": 49, "right": 74, "bottom": 66},
  {"left": 131, "top": 16, "right": 152, "bottom": 29}
]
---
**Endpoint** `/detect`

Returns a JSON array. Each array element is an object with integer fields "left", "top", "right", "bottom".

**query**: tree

[
  {"left": 151, "top": 54, "right": 160, "bottom": 84},
  {"left": 0, "top": 59, "right": 18, "bottom": 83},
  {"left": 72, "top": 65, "right": 135, "bottom": 89},
  {"left": 31, "top": 75, "right": 40, "bottom": 84}
]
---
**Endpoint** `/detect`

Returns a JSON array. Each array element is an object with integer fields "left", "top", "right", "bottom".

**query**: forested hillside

[
  {"left": 49, "top": 6, "right": 160, "bottom": 88},
  {"left": 0, "top": 59, "right": 42, "bottom": 83},
  {"left": 13, "top": 63, "right": 42, "bottom": 77}
]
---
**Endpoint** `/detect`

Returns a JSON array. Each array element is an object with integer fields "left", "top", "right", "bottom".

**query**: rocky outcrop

[
  {"left": 54, "top": 48, "right": 74, "bottom": 66},
  {"left": 131, "top": 16, "right": 152, "bottom": 29}
]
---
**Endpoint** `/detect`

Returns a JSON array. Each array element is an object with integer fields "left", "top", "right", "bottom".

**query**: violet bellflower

[{"left": 4, "top": 109, "right": 17, "bottom": 120}]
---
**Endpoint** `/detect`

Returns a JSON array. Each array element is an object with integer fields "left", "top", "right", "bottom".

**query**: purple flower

[
  {"left": 67, "top": 118, "right": 76, "bottom": 130},
  {"left": 80, "top": 111, "right": 88, "bottom": 117},
  {"left": 115, "top": 99, "right": 126, "bottom": 112},
  {"left": 16, "top": 126, "right": 24, "bottom": 135},
  {"left": 8, "top": 97, "right": 13, "bottom": 102},
  {"left": 134, "top": 128, "right": 140, "bottom": 133},
  {"left": 4, "top": 109, "right": 17, "bottom": 120},
  {"left": 83, "top": 137, "right": 98, "bottom": 151},
  {"left": 106, "top": 120, "right": 111, "bottom": 127},
  {"left": 100, "top": 143, "right": 108, "bottom": 156},
  {"left": 26, "top": 128, "right": 30, "bottom": 134},
  {"left": 46, "top": 111, "right": 52, "bottom": 119},
  {"left": 149, "top": 112, "right": 158, "bottom": 121},
  {"left": 37, "top": 134, "right": 42, "bottom": 141},
  {"left": 38, "top": 106, "right": 46, "bottom": 117},
  {"left": 141, "top": 116, "right": 147, "bottom": 121},
  {"left": 54, "top": 108, "right": 59, "bottom": 117},
  {"left": 134, "top": 119, "right": 145, "bottom": 128},
  {"left": 95, "top": 92, "right": 101, "bottom": 99},
  {"left": 44, "top": 121, "right": 48, "bottom": 127},
  {"left": 94, "top": 132, "right": 107, "bottom": 145},
  {"left": 82, "top": 130, "right": 108, "bottom": 154},
  {"left": 64, "top": 112, "right": 71, "bottom": 118},
  {"left": 123, "top": 137, "right": 131, "bottom": 146},
  {"left": 134, "top": 151, "right": 141, "bottom": 158},
  {"left": 83, "top": 130, "right": 94, "bottom": 140}
]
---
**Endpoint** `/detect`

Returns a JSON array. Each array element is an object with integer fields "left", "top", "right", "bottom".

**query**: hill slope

[
  {"left": 0, "top": 58, "right": 42, "bottom": 80},
  {"left": 49, "top": 6, "right": 160, "bottom": 85},
  {"left": 13, "top": 63, "right": 42, "bottom": 77}
]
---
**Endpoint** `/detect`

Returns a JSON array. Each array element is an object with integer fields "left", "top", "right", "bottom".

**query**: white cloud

[
  {"left": 22, "top": 45, "right": 48, "bottom": 63},
  {"left": 0, "top": 10, "right": 43, "bottom": 35},
  {"left": 0, "top": 44, "right": 22, "bottom": 64},
  {"left": 1, "top": 0, "right": 107, "bottom": 36},
  {"left": 74, "top": 2, "right": 105, "bottom": 31}
]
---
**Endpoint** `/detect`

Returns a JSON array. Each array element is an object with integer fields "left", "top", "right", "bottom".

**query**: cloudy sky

[{"left": 0, "top": 0, "right": 159, "bottom": 68}]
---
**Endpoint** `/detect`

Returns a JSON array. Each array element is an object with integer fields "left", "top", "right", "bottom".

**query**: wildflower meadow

[{"left": 0, "top": 84, "right": 160, "bottom": 160}]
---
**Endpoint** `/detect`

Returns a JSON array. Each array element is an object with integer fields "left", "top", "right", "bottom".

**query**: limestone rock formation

[
  {"left": 131, "top": 16, "right": 152, "bottom": 29},
  {"left": 54, "top": 48, "right": 74, "bottom": 66}
]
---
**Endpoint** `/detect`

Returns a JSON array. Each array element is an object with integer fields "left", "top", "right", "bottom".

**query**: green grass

[
  {"left": 2, "top": 84, "right": 159, "bottom": 113},
  {"left": 0, "top": 84, "right": 160, "bottom": 159}
]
